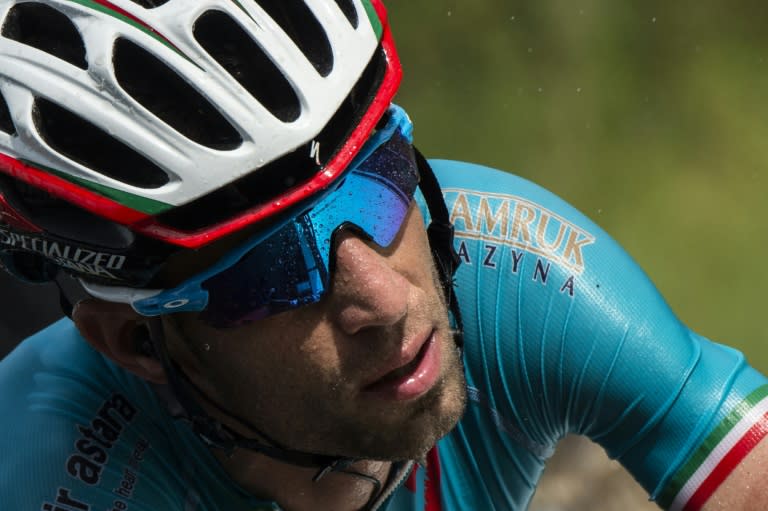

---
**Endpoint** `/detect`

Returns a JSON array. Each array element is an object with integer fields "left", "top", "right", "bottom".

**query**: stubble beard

[
  {"left": 371, "top": 338, "right": 467, "bottom": 461},
  {"left": 225, "top": 326, "right": 468, "bottom": 464},
  {"left": 323, "top": 334, "right": 468, "bottom": 462}
]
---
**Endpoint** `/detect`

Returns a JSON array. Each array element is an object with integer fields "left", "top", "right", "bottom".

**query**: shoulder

[
  {"left": 429, "top": 159, "right": 528, "bottom": 190},
  {"left": 428, "top": 159, "right": 582, "bottom": 214},
  {"left": 427, "top": 159, "right": 594, "bottom": 242},
  {"left": 0, "top": 320, "right": 186, "bottom": 509},
  {"left": 0, "top": 318, "right": 99, "bottom": 396}
]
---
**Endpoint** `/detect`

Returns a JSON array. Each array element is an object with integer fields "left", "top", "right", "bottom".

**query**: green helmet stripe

[
  {"left": 23, "top": 159, "right": 173, "bottom": 215},
  {"left": 229, "top": 0, "right": 256, "bottom": 22},
  {"left": 360, "top": 0, "right": 383, "bottom": 39},
  {"left": 64, "top": 0, "right": 199, "bottom": 67}
]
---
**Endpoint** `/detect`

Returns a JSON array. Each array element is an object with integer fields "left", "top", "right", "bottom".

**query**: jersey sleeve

[
  {"left": 0, "top": 320, "right": 189, "bottom": 510},
  {"left": 425, "top": 160, "right": 768, "bottom": 511},
  {"left": 0, "top": 320, "right": 267, "bottom": 511}
]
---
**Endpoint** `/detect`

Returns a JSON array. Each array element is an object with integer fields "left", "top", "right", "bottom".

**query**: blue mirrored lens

[
  {"left": 307, "top": 130, "right": 416, "bottom": 270},
  {"left": 197, "top": 111, "right": 418, "bottom": 327}
]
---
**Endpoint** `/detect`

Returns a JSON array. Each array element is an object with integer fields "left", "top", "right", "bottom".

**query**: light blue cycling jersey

[{"left": 2, "top": 161, "right": 767, "bottom": 511}]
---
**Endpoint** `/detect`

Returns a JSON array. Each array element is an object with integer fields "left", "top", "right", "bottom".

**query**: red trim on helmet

[
  {"left": 90, "top": 0, "right": 153, "bottom": 29},
  {"left": 0, "top": 0, "right": 400, "bottom": 250},
  {"left": 0, "top": 193, "right": 43, "bottom": 233},
  {"left": 0, "top": 154, "right": 150, "bottom": 226},
  {"left": 89, "top": 0, "right": 179, "bottom": 50}
]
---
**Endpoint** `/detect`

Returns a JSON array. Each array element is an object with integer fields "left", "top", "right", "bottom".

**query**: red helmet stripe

[
  {"left": 0, "top": 153, "right": 150, "bottom": 225},
  {"left": 66, "top": 0, "right": 196, "bottom": 65},
  {"left": 0, "top": 194, "right": 43, "bottom": 233}
]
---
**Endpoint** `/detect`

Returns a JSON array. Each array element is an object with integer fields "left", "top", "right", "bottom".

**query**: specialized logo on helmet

[{"left": 0, "top": 228, "right": 127, "bottom": 279}]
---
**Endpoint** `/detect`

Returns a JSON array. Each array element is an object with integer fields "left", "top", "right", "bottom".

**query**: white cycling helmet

[{"left": 0, "top": 0, "right": 400, "bottom": 281}]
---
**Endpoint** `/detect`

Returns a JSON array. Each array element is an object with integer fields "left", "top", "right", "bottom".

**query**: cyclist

[{"left": 1, "top": 1, "right": 766, "bottom": 510}]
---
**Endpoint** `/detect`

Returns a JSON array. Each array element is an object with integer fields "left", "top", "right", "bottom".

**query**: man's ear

[{"left": 72, "top": 298, "right": 167, "bottom": 384}]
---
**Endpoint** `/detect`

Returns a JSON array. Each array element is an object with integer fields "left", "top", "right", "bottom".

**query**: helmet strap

[
  {"left": 146, "top": 316, "right": 358, "bottom": 466},
  {"left": 145, "top": 316, "right": 385, "bottom": 508},
  {"left": 54, "top": 277, "right": 75, "bottom": 319},
  {"left": 412, "top": 147, "right": 464, "bottom": 347}
]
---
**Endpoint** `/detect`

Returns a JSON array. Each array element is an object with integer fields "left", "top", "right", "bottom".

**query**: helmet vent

[
  {"left": 332, "top": 0, "right": 358, "bottom": 28},
  {"left": 194, "top": 11, "right": 300, "bottom": 123},
  {"left": 251, "top": 0, "right": 333, "bottom": 77},
  {"left": 0, "top": 90, "right": 15, "bottom": 136},
  {"left": 113, "top": 38, "right": 243, "bottom": 150},
  {"left": 124, "top": 0, "right": 170, "bottom": 7},
  {"left": 33, "top": 97, "right": 170, "bottom": 189},
  {"left": 155, "top": 44, "right": 387, "bottom": 232},
  {"left": 2, "top": 3, "right": 87, "bottom": 70}
]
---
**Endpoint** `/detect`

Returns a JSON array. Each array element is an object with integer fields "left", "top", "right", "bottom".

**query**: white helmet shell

[{"left": 0, "top": 0, "right": 384, "bottom": 212}]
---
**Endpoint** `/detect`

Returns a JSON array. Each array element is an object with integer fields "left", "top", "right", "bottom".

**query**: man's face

[{"left": 164, "top": 204, "right": 467, "bottom": 461}]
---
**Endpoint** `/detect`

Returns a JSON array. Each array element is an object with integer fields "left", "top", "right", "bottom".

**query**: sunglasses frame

[{"left": 82, "top": 105, "right": 417, "bottom": 324}]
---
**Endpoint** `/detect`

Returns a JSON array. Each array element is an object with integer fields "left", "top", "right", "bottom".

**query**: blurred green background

[{"left": 388, "top": 1, "right": 768, "bottom": 371}]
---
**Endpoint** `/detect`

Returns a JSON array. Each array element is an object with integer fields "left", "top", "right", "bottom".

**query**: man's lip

[
  {"left": 362, "top": 330, "right": 442, "bottom": 401},
  {"left": 361, "top": 331, "right": 441, "bottom": 400},
  {"left": 362, "top": 328, "right": 436, "bottom": 388}
]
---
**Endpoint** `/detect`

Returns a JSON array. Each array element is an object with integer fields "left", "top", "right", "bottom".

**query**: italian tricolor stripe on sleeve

[{"left": 659, "top": 384, "right": 768, "bottom": 511}]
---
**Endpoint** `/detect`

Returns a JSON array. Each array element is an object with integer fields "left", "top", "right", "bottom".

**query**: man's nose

[{"left": 328, "top": 233, "right": 411, "bottom": 335}]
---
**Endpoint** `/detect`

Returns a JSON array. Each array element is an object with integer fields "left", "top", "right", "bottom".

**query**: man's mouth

[{"left": 362, "top": 330, "right": 442, "bottom": 401}]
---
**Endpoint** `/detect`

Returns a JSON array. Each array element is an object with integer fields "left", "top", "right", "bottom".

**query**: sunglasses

[{"left": 82, "top": 105, "right": 420, "bottom": 328}]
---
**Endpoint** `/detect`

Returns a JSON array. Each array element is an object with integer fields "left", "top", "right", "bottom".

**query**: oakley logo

[{"left": 163, "top": 298, "right": 189, "bottom": 309}]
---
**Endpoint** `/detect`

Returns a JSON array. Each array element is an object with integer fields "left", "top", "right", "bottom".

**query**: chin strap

[
  {"left": 146, "top": 316, "right": 358, "bottom": 470},
  {"left": 146, "top": 316, "right": 383, "bottom": 509}
]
